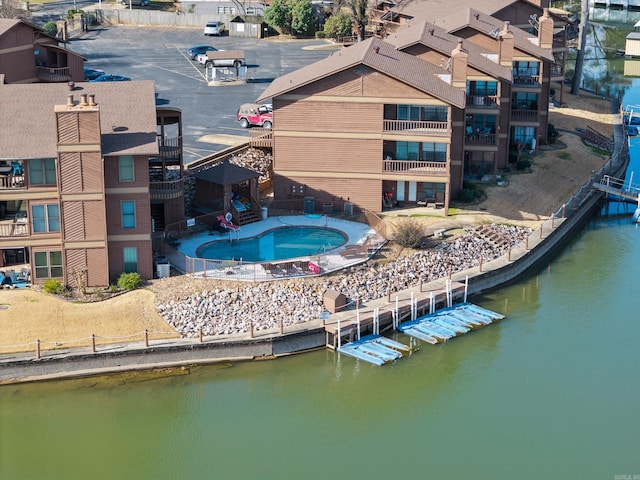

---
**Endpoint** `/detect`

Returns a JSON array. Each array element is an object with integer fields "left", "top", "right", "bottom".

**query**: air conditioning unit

[
  {"left": 344, "top": 202, "right": 354, "bottom": 216},
  {"left": 156, "top": 263, "right": 170, "bottom": 278}
]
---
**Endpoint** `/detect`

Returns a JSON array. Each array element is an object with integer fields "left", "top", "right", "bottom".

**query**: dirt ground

[{"left": 0, "top": 90, "right": 617, "bottom": 354}]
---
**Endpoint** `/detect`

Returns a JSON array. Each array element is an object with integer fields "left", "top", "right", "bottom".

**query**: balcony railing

[
  {"left": 36, "top": 66, "right": 71, "bottom": 83},
  {"left": 383, "top": 159, "right": 448, "bottom": 175},
  {"left": 158, "top": 137, "right": 182, "bottom": 159},
  {"left": 513, "top": 75, "right": 540, "bottom": 87},
  {"left": 250, "top": 129, "right": 272, "bottom": 148},
  {"left": 0, "top": 174, "right": 25, "bottom": 190},
  {"left": 511, "top": 109, "right": 539, "bottom": 122},
  {"left": 465, "top": 133, "right": 497, "bottom": 145},
  {"left": 383, "top": 120, "right": 449, "bottom": 135},
  {"left": 0, "top": 220, "right": 28, "bottom": 238},
  {"left": 466, "top": 95, "right": 498, "bottom": 107},
  {"left": 150, "top": 178, "right": 184, "bottom": 200}
]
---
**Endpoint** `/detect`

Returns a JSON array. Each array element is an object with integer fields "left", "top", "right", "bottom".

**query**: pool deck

[{"left": 166, "top": 215, "right": 384, "bottom": 281}]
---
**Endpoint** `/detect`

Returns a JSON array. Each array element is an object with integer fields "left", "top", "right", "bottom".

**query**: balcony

[
  {"left": 383, "top": 159, "right": 448, "bottom": 176},
  {"left": 383, "top": 120, "right": 449, "bottom": 136},
  {"left": 466, "top": 95, "right": 498, "bottom": 108},
  {"left": 513, "top": 75, "right": 540, "bottom": 87},
  {"left": 465, "top": 133, "right": 497, "bottom": 145},
  {"left": 150, "top": 178, "right": 184, "bottom": 200},
  {"left": 36, "top": 66, "right": 71, "bottom": 83},
  {"left": 0, "top": 216, "right": 28, "bottom": 238},
  {"left": 511, "top": 109, "right": 538, "bottom": 122},
  {"left": 158, "top": 137, "right": 181, "bottom": 160},
  {"left": 0, "top": 174, "right": 25, "bottom": 190}
]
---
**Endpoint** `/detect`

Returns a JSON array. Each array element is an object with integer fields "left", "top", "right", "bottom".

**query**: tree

[
  {"left": 0, "top": 0, "right": 29, "bottom": 19},
  {"left": 291, "top": 0, "right": 316, "bottom": 36},
  {"left": 264, "top": 0, "right": 293, "bottom": 35},
  {"left": 348, "top": 0, "right": 368, "bottom": 41},
  {"left": 571, "top": 0, "right": 589, "bottom": 94},
  {"left": 323, "top": 11, "right": 352, "bottom": 39}
]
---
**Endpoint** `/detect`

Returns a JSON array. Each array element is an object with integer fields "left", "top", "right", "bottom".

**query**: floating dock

[
  {"left": 398, "top": 303, "right": 504, "bottom": 344},
  {"left": 337, "top": 334, "right": 412, "bottom": 365}
]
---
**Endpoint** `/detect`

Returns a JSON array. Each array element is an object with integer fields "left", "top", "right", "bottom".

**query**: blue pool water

[{"left": 197, "top": 226, "right": 347, "bottom": 262}]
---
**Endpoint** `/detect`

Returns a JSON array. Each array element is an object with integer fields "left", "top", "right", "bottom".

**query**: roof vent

[
  {"left": 428, "top": 28, "right": 434, "bottom": 35},
  {"left": 80, "top": 93, "right": 88, "bottom": 106},
  {"left": 88, "top": 94, "right": 97, "bottom": 106},
  {"left": 474, "top": 13, "right": 480, "bottom": 20},
  {"left": 374, "top": 46, "right": 380, "bottom": 53},
  {"left": 67, "top": 94, "right": 74, "bottom": 107}
]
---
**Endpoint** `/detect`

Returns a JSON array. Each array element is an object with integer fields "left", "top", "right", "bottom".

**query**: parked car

[
  {"left": 83, "top": 66, "right": 105, "bottom": 81},
  {"left": 121, "top": 0, "right": 149, "bottom": 6},
  {"left": 197, "top": 52, "right": 246, "bottom": 68},
  {"left": 90, "top": 74, "right": 131, "bottom": 82},
  {"left": 187, "top": 45, "right": 218, "bottom": 60},
  {"left": 204, "top": 21, "right": 225, "bottom": 36},
  {"left": 237, "top": 103, "right": 272, "bottom": 129}
]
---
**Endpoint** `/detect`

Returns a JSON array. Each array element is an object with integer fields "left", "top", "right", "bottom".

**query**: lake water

[{"left": 1, "top": 208, "right": 639, "bottom": 480}]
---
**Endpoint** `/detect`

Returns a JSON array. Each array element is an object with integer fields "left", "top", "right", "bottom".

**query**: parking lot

[{"left": 68, "top": 25, "right": 338, "bottom": 163}]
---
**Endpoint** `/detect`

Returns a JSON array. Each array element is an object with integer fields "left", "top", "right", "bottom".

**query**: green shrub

[
  {"left": 117, "top": 272, "right": 142, "bottom": 290},
  {"left": 43, "top": 279, "right": 65, "bottom": 295},
  {"left": 43, "top": 22, "right": 58, "bottom": 37},
  {"left": 548, "top": 123, "right": 559, "bottom": 144},
  {"left": 393, "top": 219, "right": 425, "bottom": 248},
  {"left": 315, "top": 31, "right": 326, "bottom": 39},
  {"left": 457, "top": 188, "right": 477, "bottom": 203},
  {"left": 67, "top": 9, "right": 84, "bottom": 18},
  {"left": 517, "top": 159, "right": 532, "bottom": 171}
]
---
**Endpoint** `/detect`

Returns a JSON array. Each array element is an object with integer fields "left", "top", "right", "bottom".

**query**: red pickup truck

[{"left": 237, "top": 103, "right": 272, "bottom": 129}]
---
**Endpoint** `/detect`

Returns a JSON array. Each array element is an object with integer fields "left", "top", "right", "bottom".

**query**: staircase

[{"left": 237, "top": 209, "right": 260, "bottom": 225}]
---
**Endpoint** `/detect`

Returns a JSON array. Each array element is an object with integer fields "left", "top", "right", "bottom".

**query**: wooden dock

[{"left": 592, "top": 174, "right": 640, "bottom": 204}]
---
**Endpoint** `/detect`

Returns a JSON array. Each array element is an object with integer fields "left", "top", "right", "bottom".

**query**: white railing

[
  {"left": 383, "top": 120, "right": 449, "bottom": 134},
  {"left": 383, "top": 159, "right": 448, "bottom": 175}
]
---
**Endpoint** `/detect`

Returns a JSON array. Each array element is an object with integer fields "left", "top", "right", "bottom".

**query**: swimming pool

[{"left": 197, "top": 226, "right": 347, "bottom": 262}]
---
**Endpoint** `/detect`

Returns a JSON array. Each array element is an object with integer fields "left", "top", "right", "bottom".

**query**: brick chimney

[
  {"left": 537, "top": 8, "right": 554, "bottom": 50},
  {"left": 497, "top": 21, "right": 514, "bottom": 68},
  {"left": 450, "top": 39, "right": 468, "bottom": 89}
]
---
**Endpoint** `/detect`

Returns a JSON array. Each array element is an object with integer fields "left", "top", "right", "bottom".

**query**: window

[
  {"left": 513, "top": 92, "right": 538, "bottom": 110},
  {"left": 422, "top": 143, "right": 447, "bottom": 162},
  {"left": 512, "top": 126, "right": 536, "bottom": 146},
  {"left": 122, "top": 201, "right": 136, "bottom": 228},
  {"left": 396, "top": 142, "right": 419, "bottom": 160},
  {"left": 123, "top": 247, "right": 138, "bottom": 273},
  {"left": 467, "top": 81, "right": 498, "bottom": 96},
  {"left": 513, "top": 61, "right": 539, "bottom": 76},
  {"left": 216, "top": 6, "right": 235, "bottom": 13},
  {"left": 421, "top": 106, "right": 448, "bottom": 122},
  {"left": 28, "top": 158, "right": 56, "bottom": 186},
  {"left": 31, "top": 204, "right": 60, "bottom": 233},
  {"left": 397, "top": 105, "right": 420, "bottom": 121},
  {"left": 34, "top": 251, "right": 63, "bottom": 279},
  {"left": 119, "top": 156, "right": 134, "bottom": 182}
]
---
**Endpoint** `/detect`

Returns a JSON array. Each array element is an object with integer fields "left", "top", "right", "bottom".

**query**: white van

[{"left": 204, "top": 21, "right": 225, "bottom": 36}]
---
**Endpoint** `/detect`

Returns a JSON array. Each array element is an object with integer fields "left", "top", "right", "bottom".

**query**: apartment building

[
  {"left": 0, "top": 18, "right": 86, "bottom": 84},
  {"left": 257, "top": 37, "right": 466, "bottom": 214},
  {"left": 0, "top": 81, "right": 185, "bottom": 286}
]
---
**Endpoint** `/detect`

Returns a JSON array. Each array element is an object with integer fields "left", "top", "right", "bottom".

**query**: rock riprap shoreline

[{"left": 156, "top": 224, "right": 530, "bottom": 338}]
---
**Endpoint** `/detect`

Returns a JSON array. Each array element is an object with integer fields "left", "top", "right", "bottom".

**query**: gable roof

[
  {"left": 385, "top": 21, "right": 512, "bottom": 81},
  {"left": 257, "top": 37, "right": 465, "bottom": 108},
  {"left": 432, "top": 8, "right": 554, "bottom": 61},
  {"left": 375, "top": 0, "right": 547, "bottom": 22},
  {"left": 0, "top": 80, "right": 159, "bottom": 159},
  {"left": 193, "top": 160, "right": 260, "bottom": 185},
  {"left": 0, "top": 17, "right": 68, "bottom": 44}
]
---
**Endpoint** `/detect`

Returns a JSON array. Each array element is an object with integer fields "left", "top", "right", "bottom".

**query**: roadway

[{"left": 30, "top": 5, "right": 339, "bottom": 163}]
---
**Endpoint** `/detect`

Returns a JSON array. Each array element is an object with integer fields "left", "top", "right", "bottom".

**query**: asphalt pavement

[{"left": 31, "top": 5, "right": 339, "bottom": 163}]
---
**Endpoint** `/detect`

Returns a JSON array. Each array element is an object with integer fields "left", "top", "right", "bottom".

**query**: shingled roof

[
  {"left": 432, "top": 8, "right": 554, "bottom": 61},
  {"left": 374, "top": 0, "right": 544, "bottom": 23},
  {"left": 0, "top": 80, "right": 159, "bottom": 159},
  {"left": 257, "top": 36, "right": 465, "bottom": 108},
  {"left": 193, "top": 160, "right": 260, "bottom": 185},
  {"left": 385, "top": 21, "right": 512, "bottom": 82}
]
